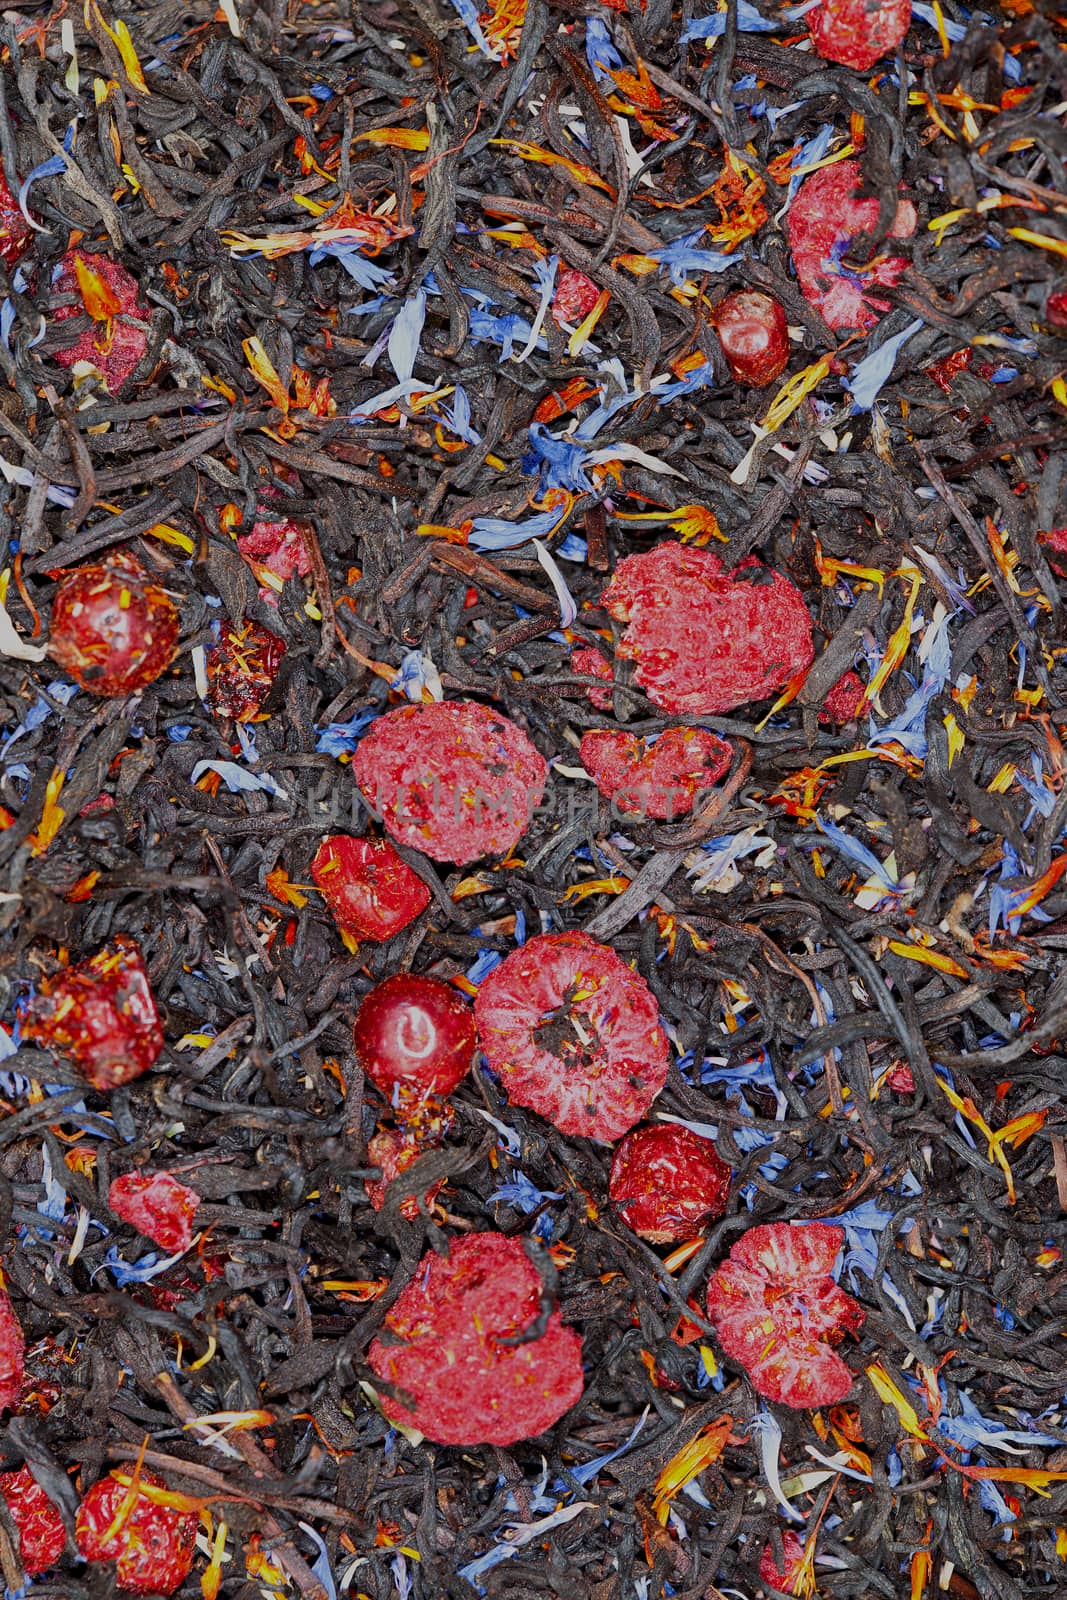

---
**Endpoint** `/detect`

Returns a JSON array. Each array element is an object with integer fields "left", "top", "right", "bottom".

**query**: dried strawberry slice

[
  {"left": 368, "top": 1232, "right": 583, "bottom": 1444},
  {"left": 610, "top": 1123, "right": 731, "bottom": 1242},
  {"left": 474, "top": 931, "right": 668, "bottom": 1141},
  {"left": 787, "top": 160, "right": 916, "bottom": 333},
  {"left": 580, "top": 727, "right": 732, "bottom": 820},
  {"left": 570, "top": 645, "right": 615, "bottom": 710},
  {"left": 109, "top": 1171, "right": 200, "bottom": 1254},
  {"left": 76, "top": 1468, "right": 198, "bottom": 1596},
  {"left": 602, "top": 542, "right": 813, "bottom": 716},
  {"left": 24, "top": 936, "right": 164, "bottom": 1091},
  {"left": 760, "top": 1529, "right": 805, "bottom": 1591},
  {"left": 352, "top": 701, "right": 548, "bottom": 865},
  {"left": 52, "top": 251, "right": 149, "bottom": 392},
  {"left": 0, "top": 1289, "right": 24, "bottom": 1412},
  {"left": 809, "top": 0, "right": 911, "bottom": 72},
  {"left": 206, "top": 619, "right": 286, "bottom": 721},
  {"left": 0, "top": 1466, "right": 66, "bottom": 1576},
  {"left": 312, "top": 835, "right": 431, "bottom": 943},
  {"left": 552, "top": 268, "right": 601, "bottom": 326},
  {"left": 48, "top": 553, "right": 179, "bottom": 697}
]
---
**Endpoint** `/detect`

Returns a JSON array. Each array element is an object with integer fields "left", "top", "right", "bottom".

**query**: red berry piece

[
  {"left": 52, "top": 251, "right": 149, "bottom": 392},
  {"left": 353, "top": 973, "right": 476, "bottom": 1107},
  {"left": 760, "top": 1530, "right": 805, "bottom": 1591},
  {"left": 706, "top": 1222, "right": 865, "bottom": 1408},
  {"left": 887, "top": 1062, "right": 915, "bottom": 1094},
  {"left": 475, "top": 931, "right": 668, "bottom": 1141},
  {"left": 352, "top": 701, "right": 548, "bottom": 865},
  {"left": 1047, "top": 288, "right": 1067, "bottom": 329},
  {"left": 365, "top": 1126, "right": 444, "bottom": 1218},
  {"left": 0, "top": 172, "right": 33, "bottom": 271},
  {"left": 580, "top": 727, "right": 732, "bottom": 820},
  {"left": 1039, "top": 527, "right": 1067, "bottom": 578},
  {"left": 787, "top": 160, "right": 916, "bottom": 332},
  {"left": 610, "top": 1123, "right": 731, "bottom": 1242},
  {"left": 923, "top": 347, "right": 972, "bottom": 393},
  {"left": 76, "top": 1468, "right": 198, "bottom": 1596},
  {"left": 819, "top": 669, "right": 866, "bottom": 725},
  {"left": 237, "top": 516, "right": 311, "bottom": 585},
  {"left": 311, "top": 835, "right": 431, "bottom": 943},
  {"left": 0, "top": 1289, "right": 24, "bottom": 1412},
  {"left": 0, "top": 1466, "right": 66, "bottom": 1576},
  {"left": 368, "top": 1232, "right": 583, "bottom": 1445},
  {"left": 552, "top": 268, "right": 601, "bottom": 326},
  {"left": 24, "top": 935, "right": 164, "bottom": 1092},
  {"left": 713, "top": 290, "right": 789, "bottom": 387},
  {"left": 48, "top": 554, "right": 179, "bottom": 697},
  {"left": 602, "top": 542, "right": 813, "bottom": 716},
  {"left": 570, "top": 645, "right": 615, "bottom": 710},
  {"left": 109, "top": 1171, "right": 200, "bottom": 1254},
  {"left": 206, "top": 619, "right": 286, "bottom": 721},
  {"left": 809, "top": 0, "right": 911, "bottom": 72}
]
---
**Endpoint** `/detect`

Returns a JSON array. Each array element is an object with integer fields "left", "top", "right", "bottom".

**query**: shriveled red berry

[
  {"left": 552, "top": 268, "right": 601, "bottom": 326},
  {"left": 24, "top": 936, "right": 163, "bottom": 1091},
  {"left": 819, "top": 670, "right": 866, "bottom": 725},
  {"left": 602, "top": 542, "right": 813, "bottom": 716},
  {"left": 0, "top": 1466, "right": 66, "bottom": 1576},
  {"left": 475, "top": 931, "right": 668, "bottom": 1141},
  {"left": 610, "top": 1123, "right": 731, "bottom": 1242},
  {"left": 570, "top": 645, "right": 615, "bottom": 710},
  {"left": 206, "top": 619, "right": 286, "bottom": 721},
  {"left": 312, "top": 835, "right": 431, "bottom": 943},
  {"left": 353, "top": 974, "right": 476, "bottom": 1107},
  {"left": 109, "top": 1171, "right": 199, "bottom": 1254},
  {"left": 365, "top": 1126, "right": 444, "bottom": 1218},
  {"left": 1039, "top": 527, "right": 1067, "bottom": 578},
  {"left": 0, "top": 172, "right": 33, "bottom": 271},
  {"left": 787, "top": 160, "right": 916, "bottom": 332},
  {"left": 48, "top": 554, "right": 179, "bottom": 696},
  {"left": 368, "top": 1232, "right": 583, "bottom": 1445},
  {"left": 352, "top": 700, "right": 548, "bottom": 865},
  {"left": 580, "top": 727, "right": 732, "bottom": 820},
  {"left": 76, "top": 1468, "right": 197, "bottom": 1596},
  {"left": 713, "top": 290, "right": 789, "bottom": 387},
  {"left": 760, "top": 1530, "right": 805, "bottom": 1591},
  {"left": 52, "top": 251, "right": 148, "bottom": 392},
  {"left": 809, "top": 0, "right": 911, "bottom": 72},
  {"left": 1047, "top": 288, "right": 1067, "bottom": 329},
  {"left": 237, "top": 516, "right": 311, "bottom": 586},
  {"left": 0, "top": 1289, "right": 24, "bottom": 1412}
]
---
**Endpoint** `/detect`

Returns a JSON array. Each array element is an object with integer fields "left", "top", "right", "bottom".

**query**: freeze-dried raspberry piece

[
  {"left": 1039, "top": 526, "right": 1067, "bottom": 577},
  {"left": 0, "top": 172, "right": 32, "bottom": 271},
  {"left": 109, "top": 1171, "right": 200, "bottom": 1254},
  {"left": 552, "top": 268, "right": 601, "bottom": 326},
  {"left": 48, "top": 553, "right": 179, "bottom": 697},
  {"left": 206, "top": 619, "right": 286, "bottom": 721},
  {"left": 368, "top": 1232, "right": 583, "bottom": 1444},
  {"left": 610, "top": 1123, "right": 731, "bottom": 1242},
  {"left": 24, "top": 936, "right": 164, "bottom": 1091},
  {"left": 237, "top": 517, "right": 311, "bottom": 584},
  {"left": 353, "top": 974, "right": 476, "bottom": 1105},
  {"left": 787, "top": 160, "right": 916, "bottom": 332},
  {"left": 76, "top": 1469, "right": 198, "bottom": 1596},
  {"left": 365, "top": 1126, "right": 444, "bottom": 1218},
  {"left": 713, "top": 290, "right": 789, "bottom": 387},
  {"left": 819, "top": 670, "right": 866, "bottom": 725},
  {"left": 312, "top": 835, "right": 431, "bottom": 942},
  {"left": 809, "top": 0, "right": 911, "bottom": 72},
  {"left": 0, "top": 1466, "right": 66, "bottom": 1576},
  {"left": 52, "top": 251, "right": 149, "bottom": 391},
  {"left": 760, "top": 1530, "right": 805, "bottom": 1591},
  {"left": 580, "top": 726, "right": 732, "bottom": 820},
  {"left": 570, "top": 645, "right": 615, "bottom": 710},
  {"left": 0, "top": 1290, "right": 24, "bottom": 1412},
  {"left": 601, "top": 542, "right": 813, "bottom": 716},
  {"left": 475, "top": 931, "right": 668, "bottom": 1141},
  {"left": 352, "top": 701, "right": 548, "bottom": 865},
  {"left": 887, "top": 1062, "right": 915, "bottom": 1094}
]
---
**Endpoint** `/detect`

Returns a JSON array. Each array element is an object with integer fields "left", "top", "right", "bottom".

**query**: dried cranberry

[
  {"left": 48, "top": 554, "right": 179, "bottom": 697},
  {"left": 76, "top": 1468, "right": 198, "bottom": 1596},
  {"left": 760, "top": 1529, "right": 805, "bottom": 1591},
  {"left": 0, "top": 1466, "right": 66, "bottom": 1576},
  {"left": 311, "top": 835, "right": 431, "bottom": 943},
  {"left": 713, "top": 290, "right": 789, "bottom": 387},
  {"left": 809, "top": 0, "right": 911, "bottom": 72},
  {"left": 368, "top": 1232, "right": 583, "bottom": 1444},
  {"left": 109, "top": 1171, "right": 200, "bottom": 1254},
  {"left": 352, "top": 701, "right": 548, "bottom": 865},
  {"left": 24, "top": 936, "right": 164, "bottom": 1091},
  {"left": 52, "top": 251, "right": 149, "bottom": 392},
  {"left": 206, "top": 620, "right": 286, "bottom": 721},
  {"left": 0, "top": 172, "right": 33, "bottom": 271},
  {"left": 353, "top": 974, "right": 476, "bottom": 1107},
  {"left": 602, "top": 542, "right": 813, "bottom": 715},
  {"left": 570, "top": 645, "right": 615, "bottom": 710},
  {"left": 610, "top": 1123, "right": 731, "bottom": 1242},
  {"left": 580, "top": 727, "right": 732, "bottom": 820},
  {"left": 365, "top": 1126, "right": 444, "bottom": 1218},
  {"left": 0, "top": 1290, "right": 24, "bottom": 1412},
  {"left": 819, "top": 670, "right": 866, "bottom": 725},
  {"left": 787, "top": 160, "right": 916, "bottom": 332},
  {"left": 552, "top": 268, "right": 601, "bottom": 326},
  {"left": 475, "top": 931, "right": 668, "bottom": 1141}
]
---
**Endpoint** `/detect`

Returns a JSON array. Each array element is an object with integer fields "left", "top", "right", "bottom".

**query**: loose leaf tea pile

[{"left": 0, "top": 2, "right": 1064, "bottom": 1597}]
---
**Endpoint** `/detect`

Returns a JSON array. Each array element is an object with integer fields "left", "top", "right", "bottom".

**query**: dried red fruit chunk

[
  {"left": 352, "top": 701, "right": 548, "bottom": 865},
  {"left": 0, "top": 1289, "right": 24, "bottom": 1411},
  {"left": 312, "top": 835, "right": 431, "bottom": 942},
  {"left": 580, "top": 727, "right": 732, "bottom": 820},
  {"left": 206, "top": 619, "right": 286, "bottom": 721},
  {"left": 1039, "top": 526, "right": 1067, "bottom": 578},
  {"left": 475, "top": 931, "right": 668, "bottom": 1141},
  {"left": 552, "top": 268, "right": 601, "bottom": 326},
  {"left": 570, "top": 645, "right": 614, "bottom": 710},
  {"left": 0, "top": 172, "right": 33, "bottom": 271},
  {"left": 760, "top": 1529, "right": 805, "bottom": 1590},
  {"left": 887, "top": 1062, "right": 916, "bottom": 1094},
  {"left": 368, "top": 1232, "right": 583, "bottom": 1444},
  {"left": 602, "top": 542, "right": 813, "bottom": 716},
  {"left": 787, "top": 160, "right": 916, "bottom": 333},
  {"left": 24, "top": 936, "right": 163, "bottom": 1091},
  {"left": 1046, "top": 288, "right": 1067, "bottom": 329},
  {"left": 52, "top": 251, "right": 148, "bottom": 392},
  {"left": 923, "top": 347, "right": 972, "bottom": 393},
  {"left": 365, "top": 1126, "right": 444, "bottom": 1218},
  {"left": 809, "top": 0, "right": 911, "bottom": 72},
  {"left": 819, "top": 670, "right": 866, "bottom": 725},
  {"left": 610, "top": 1123, "right": 731, "bottom": 1242},
  {"left": 49, "top": 554, "right": 179, "bottom": 697},
  {"left": 109, "top": 1171, "right": 200, "bottom": 1254},
  {"left": 76, "top": 1469, "right": 198, "bottom": 1596},
  {"left": 706, "top": 1222, "right": 865, "bottom": 1408},
  {"left": 713, "top": 290, "right": 789, "bottom": 387},
  {"left": 0, "top": 1466, "right": 66, "bottom": 1576},
  {"left": 353, "top": 974, "right": 476, "bottom": 1107},
  {"left": 237, "top": 517, "right": 311, "bottom": 584}
]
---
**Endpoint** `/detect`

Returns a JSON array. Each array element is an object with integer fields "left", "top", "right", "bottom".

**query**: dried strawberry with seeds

[
  {"left": 76, "top": 1468, "right": 198, "bottom": 1596},
  {"left": 312, "top": 835, "right": 431, "bottom": 943},
  {"left": 475, "top": 931, "right": 668, "bottom": 1141},
  {"left": 787, "top": 160, "right": 916, "bottom": 333},
  {"left": 365, "top": 1126, "right": 444, "bottom": 1218},
  {"left": 0, "top": 172, "right": 33, "bottom": 271},
  {"left": 48, "top": 553, "right": 179, "bottom": 697},
  {"left": 809, "top": 0, "right": 911, "bottom": 72},
  {"left": 706, "top": 1222, "right": 865, "bottom": 1409},
  {"left": 206, "top": 619, "right": 286, "bottom": 721},
  {"left": 352, "top": 700, "right": 548, "bottom": 865},
  {"left": 0, "top": 1466, "right": 66, "bottom": 1576},
  {"left": 0, "top": 1289, "right": 24, "bottom": 1412},
  {"left": 353, "top": 973, "right": 476, "bottom": 1107},
  {"left": 24, "top": 936, "right": 164, "bottom": 1091},
  {"left": 368, "top": 1232, "right": 583, "bottom": 1445},
  {"left": 109, "top": 1171, "right": 200, "bottom": 1254},
  {"left": 819, "top": 670, "right": 866, "bottom": 725},
  {"left": 51, "top": 251, "right": 149, "bottom": 392},
  {"left": 713, "top": 290, "right": 789, "bottom": 388},
  {"left": 602, "top": 542, "right": 813, "bottom": 716},
  {"left": 552, "top": 268, "right": 601, "bottom": 326},
  {"left": 610, "top": 1123, "right": 731, "bottom": 1243},
  {"left": 580, "top": 726, "right": 732, "bottom": 820},
  {"left": 570, "top": 645, "right": 615, "bottom": 710},
  {"left": 760, "top": 1529, "right": 805, "bottom": 1591}
]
